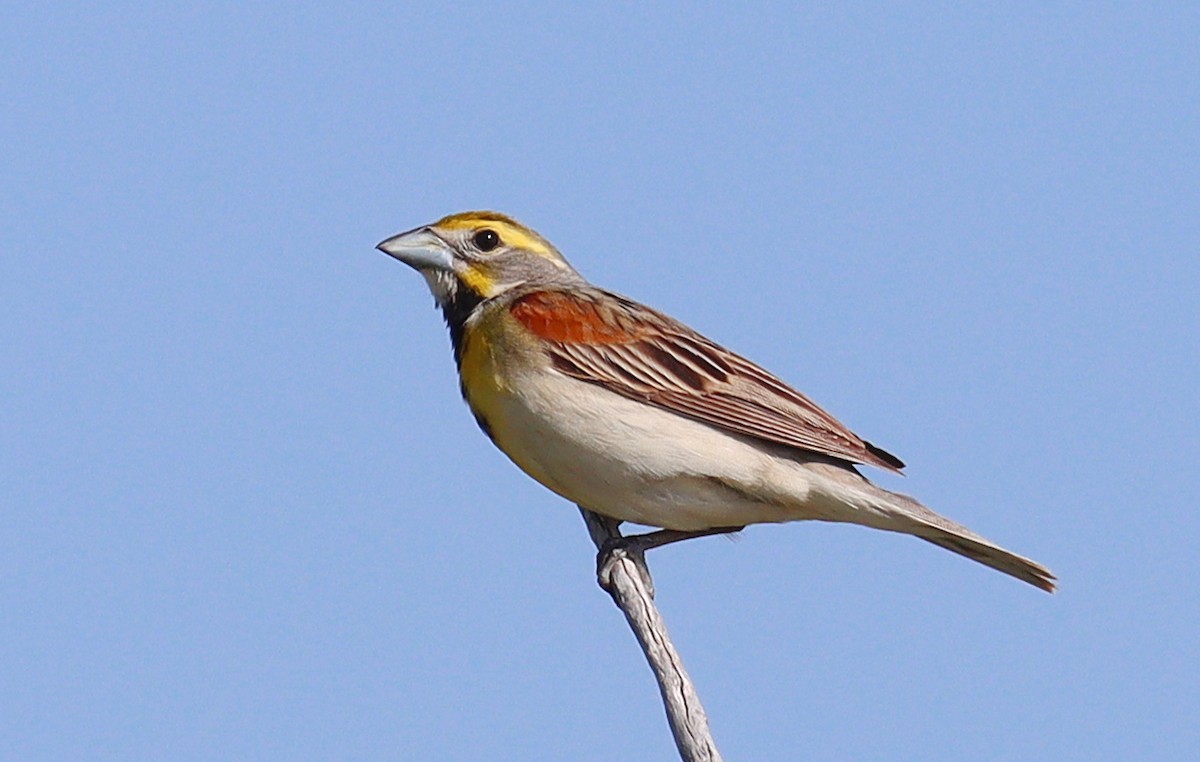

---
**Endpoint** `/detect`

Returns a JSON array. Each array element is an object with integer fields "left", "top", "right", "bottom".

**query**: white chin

[{"left": 421, "top": 270, "right": 458, "bottom": 305}]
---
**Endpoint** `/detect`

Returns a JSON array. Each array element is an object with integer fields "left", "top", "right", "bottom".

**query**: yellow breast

[
  {"left": 458, "top": 314, "right": 521, "bottom": 447},
  {"left": 456, "top": 314, "right": 571, "bottom": 497}
]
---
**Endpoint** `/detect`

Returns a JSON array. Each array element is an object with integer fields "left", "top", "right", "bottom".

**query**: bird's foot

[{"left": 595, "top": 526, "right": 745, "bottom": 598}]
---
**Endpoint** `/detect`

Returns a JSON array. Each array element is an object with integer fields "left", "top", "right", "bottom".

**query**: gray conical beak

[{"left": 376, "top": 227, "right": 454, "bottom": 272}]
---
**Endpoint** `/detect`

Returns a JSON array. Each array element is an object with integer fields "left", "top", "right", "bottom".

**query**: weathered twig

[{"left": 579, "top": 508, "right": 723, "bottom": 762}]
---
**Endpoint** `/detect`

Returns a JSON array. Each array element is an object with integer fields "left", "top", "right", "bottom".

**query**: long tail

[
  {"left": 917, "top": 527, "right": 1056, "bottom": 592},
  {"left": 874, "top": 488, "right": 1056, "bottom": 593}
]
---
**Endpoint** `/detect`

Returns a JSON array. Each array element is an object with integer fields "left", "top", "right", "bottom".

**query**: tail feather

[
  {"left": 918, "top": 529, "right": 1056, "bottom": 593},
  {"left": 872, "top": 487, "right": 1057, "bottom": 593}
]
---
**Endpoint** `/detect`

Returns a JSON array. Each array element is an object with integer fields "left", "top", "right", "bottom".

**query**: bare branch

[{"left": 580, "top": 508, "right": 723, "bottom": 762}]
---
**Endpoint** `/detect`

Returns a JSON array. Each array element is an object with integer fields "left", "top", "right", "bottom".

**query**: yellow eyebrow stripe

[{"left": 437, "top": 212, "right": 559, "bottom": 261}]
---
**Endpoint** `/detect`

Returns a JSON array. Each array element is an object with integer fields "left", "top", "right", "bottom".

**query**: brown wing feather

[{"left": 511, "top": 288, "right": 905, "bottom": 472}]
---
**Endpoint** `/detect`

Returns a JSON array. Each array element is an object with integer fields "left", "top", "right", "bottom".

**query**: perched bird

[{"left": 378, "top": 211, "right": 1055, "bottom": 592}]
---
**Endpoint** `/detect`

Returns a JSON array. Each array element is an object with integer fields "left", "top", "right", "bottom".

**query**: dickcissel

[{"left": 378, "top": 211, "right": 1055, "bottom": 592}]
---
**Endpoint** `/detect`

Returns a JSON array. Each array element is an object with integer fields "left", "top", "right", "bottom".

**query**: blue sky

[{"left": 2, "top": 3, "right": 1197, "bottom": 760}]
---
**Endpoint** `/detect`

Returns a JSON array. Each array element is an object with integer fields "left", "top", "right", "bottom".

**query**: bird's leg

[
  {"left": 581, "top": 510, "right": 745, "bottom": 597},
  {"left": 601, "top": 525, "right": 746, "bottom": 556},
  {"left": 594, "top": 526, "right": 744, "bottom": 598}
]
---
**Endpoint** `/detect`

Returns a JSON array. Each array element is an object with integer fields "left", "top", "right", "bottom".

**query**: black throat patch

[{"left": 440, "top": 288, "right": 485, "bottom": 369}]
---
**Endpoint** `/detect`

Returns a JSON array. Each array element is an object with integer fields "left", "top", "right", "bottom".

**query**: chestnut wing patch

[
  {"left": 511, "top": 290, "right": 646, "bottom": 344},
  {"left": 510, "top": 289, "right": 904, "bottom": 472}
]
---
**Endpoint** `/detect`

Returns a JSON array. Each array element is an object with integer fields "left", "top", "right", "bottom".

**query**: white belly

[{"left": 482, "top": 369, "right": 837, "bottom": 530}]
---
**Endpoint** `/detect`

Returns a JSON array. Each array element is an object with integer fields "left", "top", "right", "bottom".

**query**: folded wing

[{"left": 510, "top": 288, "right": 905, "bottom": 473}]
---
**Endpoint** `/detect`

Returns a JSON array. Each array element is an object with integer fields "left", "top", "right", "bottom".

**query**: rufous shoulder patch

[{"left": 511, "top": 291, "right": 644, "bottom": 344}]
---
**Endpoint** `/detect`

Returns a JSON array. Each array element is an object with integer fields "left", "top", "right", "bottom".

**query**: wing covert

[{"left": 510, "top": 288, "right": 905, "bottom": 472}]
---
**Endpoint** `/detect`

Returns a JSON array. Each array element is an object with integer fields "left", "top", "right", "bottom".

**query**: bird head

[{"left": 377, "top": 211, "right": 585, "bottom": 310}]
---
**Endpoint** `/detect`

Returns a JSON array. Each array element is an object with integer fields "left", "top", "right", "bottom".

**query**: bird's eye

[{"left": 473, "top": 229, "right": 500, "bottom": 252}]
